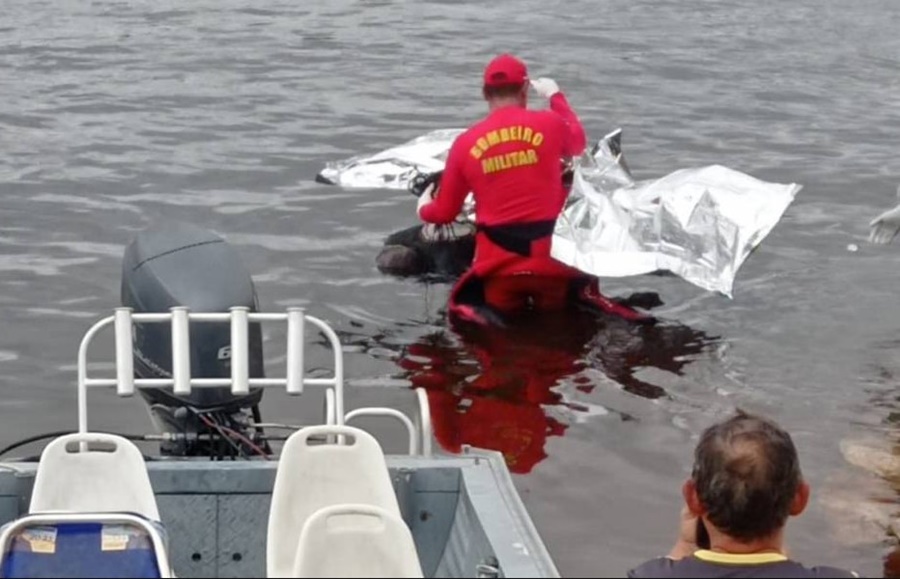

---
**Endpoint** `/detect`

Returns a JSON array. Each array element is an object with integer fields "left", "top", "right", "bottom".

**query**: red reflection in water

[
  {"left": 396, "top": 307, "right": 716, "bottom": 474},
  {"left": 398, "top": 317, "right": 588, "bottom": 474},
  {"left": 397, "top": 304, "right": 717, "bottom": 474}
]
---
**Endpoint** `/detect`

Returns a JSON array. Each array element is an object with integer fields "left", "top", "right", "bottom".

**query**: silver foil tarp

[
  {"left": 317, "top": 129, "right": 464, "bottom": 190},
  {"left": 317, "top": 128, "right": 801, "bottom": 298}
]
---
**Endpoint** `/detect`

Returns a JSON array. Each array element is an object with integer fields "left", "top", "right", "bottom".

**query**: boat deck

[{"left": 0, "top": 449, "right": 558, "bottom": 578}]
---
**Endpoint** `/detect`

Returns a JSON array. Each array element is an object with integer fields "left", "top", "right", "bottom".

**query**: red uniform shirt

[{"left": 419, "top": 93, "right": 587, "bottom": 227}]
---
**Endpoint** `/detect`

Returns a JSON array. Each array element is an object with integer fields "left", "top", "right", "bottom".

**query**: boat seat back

[
  {"left": 29, "top": 433, "right": 160, "bottom": 521},
  {"left": 0, "top": 513, "right": 171, "bottom": 578},
  {"left": 267, "top": 425, "right": 413, "bottom": 578},
  {"left": 292, "top": 504, "right": 423, "bottom": 578}
]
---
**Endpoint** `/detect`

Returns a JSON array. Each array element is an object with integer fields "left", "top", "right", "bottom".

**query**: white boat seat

[
  {"left": 29, "top": 433, "right": 160, "bottom": 520},
  {"left": 0, "top": 512, "right": 172, "bottom": 578},
  {"left": 292, "top": 504, "right": 423, "bottom": 578},
  {"left": 267, "top": 425, "right": 418, "bottom": 578}
]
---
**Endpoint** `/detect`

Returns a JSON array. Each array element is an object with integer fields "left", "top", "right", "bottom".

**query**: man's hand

[
  {"left": 417, "top": 182, "right": 437, "bottom": 219},
  {"left": 530, "top": 77, "right": 560, "bottom": 99},
  {"left": 667, "top": 507, "right": 700, "bottom": 560},
  {"left": 870, "top": 203, "right": 900, "bottom": 245},
  {"left": 869, "top": 185, "right": 900, "bottom": 245},
  {"left": 420, "top": 222, "right": 475, "bottom": 243}
]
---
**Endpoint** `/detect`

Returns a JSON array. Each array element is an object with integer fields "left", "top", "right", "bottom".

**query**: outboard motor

[{"left": 121, "top": 222, "right": 269, "bottom": 457}]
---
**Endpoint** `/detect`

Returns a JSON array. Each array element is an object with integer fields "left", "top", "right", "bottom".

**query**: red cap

[{"left": 483, "top": 54, "right": 528, "bottom": 88}]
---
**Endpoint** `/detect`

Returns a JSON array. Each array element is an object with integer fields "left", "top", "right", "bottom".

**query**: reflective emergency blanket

[{"left": 316, "top": 129, "right": 801, "bottom": 298}]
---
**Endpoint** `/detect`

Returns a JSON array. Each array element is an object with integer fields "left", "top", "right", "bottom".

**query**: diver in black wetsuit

[
  {"left": 375, "top": 170, "right": 474, "bottom": 279},
  {"left": 374, "top": 164, "right": 657, "bottom": 326},
  {"left": 375, "top": 162, "right": 573, "bottom": 280},
  {"left": 376, "top": 221, "right": 475, "bottom": 280}
]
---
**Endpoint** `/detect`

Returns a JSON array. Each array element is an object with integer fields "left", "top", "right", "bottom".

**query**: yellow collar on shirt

[{"left": 694, "top": 550, "right": 788, "bottom": 565}]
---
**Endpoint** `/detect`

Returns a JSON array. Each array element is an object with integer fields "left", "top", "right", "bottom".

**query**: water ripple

[{"left": 2, "top": 0, "right": 899, "bottom": 576}]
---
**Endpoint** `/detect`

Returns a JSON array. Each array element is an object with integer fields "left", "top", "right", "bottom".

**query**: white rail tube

[
  {"left": 286, "top": 308, "right": 305, "bottom": 395},
  {"left": 114, "top": 308, "right": 135, "bottom": 397},
  {"left": 171, "top": 307, "right": 191, "bottom": 396},
  {"left": 230, "top": 307, "right": 250, "bottom": 396}
]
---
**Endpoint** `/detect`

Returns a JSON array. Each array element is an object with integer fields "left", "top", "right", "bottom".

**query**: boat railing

[{"left": 77, "top": 307, "right": 433, "bottom": 456}]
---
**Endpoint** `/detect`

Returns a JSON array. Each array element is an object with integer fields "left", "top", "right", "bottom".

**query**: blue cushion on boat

[{"left": 1, "top": 519, "right": 164, "bottom": 578}]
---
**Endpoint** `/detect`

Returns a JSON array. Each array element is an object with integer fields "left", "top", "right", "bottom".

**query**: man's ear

[
  {"left": 683, "top": 479, "right": 704, "bottom": 517},
  {"left": 789, "top": 480, "right": 810, "bottom": 517}
]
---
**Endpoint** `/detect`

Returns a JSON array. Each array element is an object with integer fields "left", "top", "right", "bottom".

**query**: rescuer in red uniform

[{"left": 416, "top": 53, "right": 651, "bottom": 325}]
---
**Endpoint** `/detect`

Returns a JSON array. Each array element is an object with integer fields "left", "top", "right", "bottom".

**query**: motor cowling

[{"left": 121, "top": 222, "right": 265, "bottom": 414}]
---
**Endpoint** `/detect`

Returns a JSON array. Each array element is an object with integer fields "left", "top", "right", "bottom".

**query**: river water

[{"left": 2, "top": 0, "right": 900, "bottom": 576}]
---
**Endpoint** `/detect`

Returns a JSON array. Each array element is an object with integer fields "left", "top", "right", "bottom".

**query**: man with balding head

[{"left": 629, "top": 411, "right": 857, "bottom": 578}]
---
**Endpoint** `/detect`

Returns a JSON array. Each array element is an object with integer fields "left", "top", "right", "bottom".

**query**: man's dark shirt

[{"left": 628, "top": 551, "right": 858, "bottom": 578}]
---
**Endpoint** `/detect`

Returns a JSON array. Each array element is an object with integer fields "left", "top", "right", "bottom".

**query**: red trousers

[{"left": 482, "top": 274, "right": 571, "bottom": 312}]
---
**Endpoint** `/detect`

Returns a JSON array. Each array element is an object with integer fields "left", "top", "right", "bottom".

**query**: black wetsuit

[
  {"left": 376, "top": 224, "right": 475, "bottom": 279},
  {"left": 376, "top": 164, "right": 573, "bottom": 280}
]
